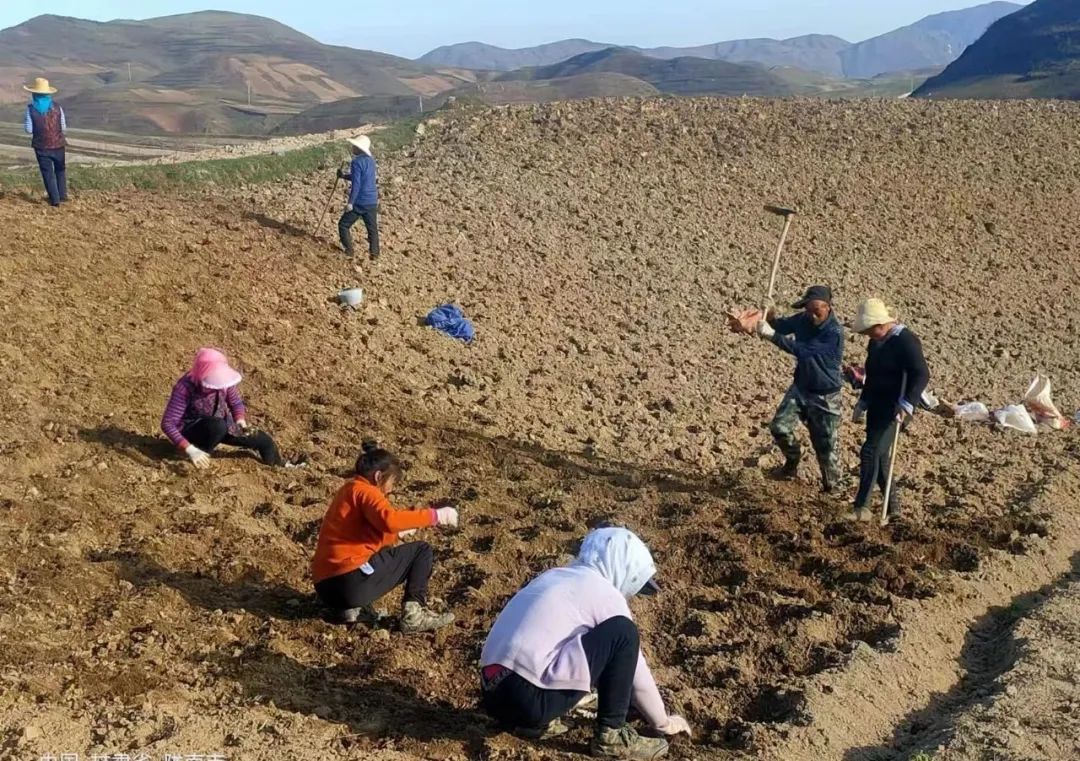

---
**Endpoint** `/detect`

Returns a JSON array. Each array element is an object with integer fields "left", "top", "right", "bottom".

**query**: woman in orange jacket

[{"left": 312, "top": 441, "right": 459, "bottom": 631}]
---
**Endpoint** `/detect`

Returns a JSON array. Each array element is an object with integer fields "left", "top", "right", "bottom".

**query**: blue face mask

[{"left": 32, "top": 94, "right": 52, "bottom": 114}]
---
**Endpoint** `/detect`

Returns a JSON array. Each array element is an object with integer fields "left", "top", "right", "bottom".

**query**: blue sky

[{"left": 1, "top": 2, "right": 1024, "bottom": 58}]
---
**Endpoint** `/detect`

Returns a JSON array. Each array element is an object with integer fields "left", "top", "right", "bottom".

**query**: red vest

[{"left": 29, "top": 105, "right": 66, "bottom": 151}]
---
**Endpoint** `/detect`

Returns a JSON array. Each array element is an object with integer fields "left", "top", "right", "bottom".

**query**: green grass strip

[{"left": 0, "top": 116, "right": 421, "bottom": 193}]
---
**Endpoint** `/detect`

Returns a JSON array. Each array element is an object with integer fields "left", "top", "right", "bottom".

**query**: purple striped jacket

[{"left": 160, "top": 375, "right": 246, "bottom": 449}]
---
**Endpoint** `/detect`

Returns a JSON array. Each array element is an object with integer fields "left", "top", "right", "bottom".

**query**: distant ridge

[
  {"left": 916, "top": 0, "right": 1080, "bottom": 99},
  {"left": 419, "top": 2, "right": 1023, "bottom": 78}
]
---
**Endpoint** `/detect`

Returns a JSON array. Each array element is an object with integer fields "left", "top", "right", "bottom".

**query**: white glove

[
  {"left": 399, "top": 529, "right": 418, "bottom": 539},
  {"left": 344, "top": 204, "right": 353, "bottom": 213},
  {"left": 237, "top": 419, "right": 249, "bottom": 430},
  {"left": 185, "top": 445, "right": 211, "bottom": 469},
  {"left": 657, "top": 715, "right": 692, "bottom": 737},
  {"left": 756, "top": 319, "right": 776, "bottom": 339},
  {"left": 852, "top": 404, "right": 866, "bottom": 424},
  {"left": 435, "top": 507, "right": 459, "bottom": 528}
]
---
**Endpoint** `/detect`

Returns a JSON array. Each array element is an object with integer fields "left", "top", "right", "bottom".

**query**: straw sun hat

[
  {"left": 852, "top": 298, "right": 895, "bottom": 333},
  {"left": 348, "top": 135, "right": 372, "bottom": 155},
  {"left": 24, "top": 77, "right": 58, "bottom": 94}
]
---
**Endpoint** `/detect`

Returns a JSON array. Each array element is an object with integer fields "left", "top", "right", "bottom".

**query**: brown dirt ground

[{"left": 1, "top": 98, "right": 1079, "bottom": 760}]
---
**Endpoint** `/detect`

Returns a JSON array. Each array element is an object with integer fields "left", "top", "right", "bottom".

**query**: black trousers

[
  {"left": 182, "top": 417, "right": 282, "bottom": 467},
  {"left": 35, "top": 148, "right": 67, "bottom": 206},
  {"left": 338, "top": 204, "right": 379, "bottom": 257},
  {"left": 315, "top": 542, "right": 433, "bottom": 608},
  {"left": 482, "top": 616, "right": 639, "bottom": 731},
  {"left": 854, "top": 414, "right": 901, "bottom": 511}
]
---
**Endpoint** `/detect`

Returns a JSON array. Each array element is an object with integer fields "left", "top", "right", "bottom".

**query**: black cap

[
  {"left": 792, "top": 285, "right": 832, "bottom": 309},
  {"left": 638, "top": 577, "right": 660, "bottom": 596}
]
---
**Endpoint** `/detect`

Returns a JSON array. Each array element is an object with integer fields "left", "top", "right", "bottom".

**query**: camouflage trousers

[{"left": 769, "top": 385, "right": 842, "bottom": 486}]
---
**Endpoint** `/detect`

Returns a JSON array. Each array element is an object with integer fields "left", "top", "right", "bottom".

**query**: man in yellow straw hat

[
  {"left": 846, "top": 298, "right": 930, "bottom": 523},
  {"left": 22, "top": 77, "right": 69, "bottom": 207}
]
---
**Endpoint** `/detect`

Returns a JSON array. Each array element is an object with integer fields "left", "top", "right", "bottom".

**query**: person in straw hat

[
  {"left": 160, "top": 348, "right": 284, "bottom": 469},
  {"left": 336, "top": 134, "right": 380, "bottom": 260},
  {"left": 22, "top": 77, "right": 69, "bottom": 207},
  {"left": 846, "top": 298, "right": 930, "bottom": 522}
]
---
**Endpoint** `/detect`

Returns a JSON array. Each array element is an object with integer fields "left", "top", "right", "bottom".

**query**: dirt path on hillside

[{"left": 762, "top": 469, "right": 1080, "bottom": 761}]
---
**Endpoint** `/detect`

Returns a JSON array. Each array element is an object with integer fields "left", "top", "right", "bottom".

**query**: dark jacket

[
  {"left": 860, "top": 326, "right": 930, "bottom": 422},
  {"left": 28, "top": 104, "right": 66, "bottom": 151},
  {"left": 346, "top": 154, "right": 378, "bottom": 207},
  {"left": 768, "top": 311, "right": 844, "bottom": 395}
]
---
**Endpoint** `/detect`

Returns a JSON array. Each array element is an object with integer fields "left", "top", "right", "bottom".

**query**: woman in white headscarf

[{"left": 480, "top": 527, "right": 691, "bottom": 760}]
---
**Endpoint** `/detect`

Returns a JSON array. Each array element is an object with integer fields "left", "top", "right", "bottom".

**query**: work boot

[
  {"left": 573, "top": 691, "right": 599, "bottom": 716},
  {"left": 881, "top": 497, "right": 902, "bottom": 526},
  {"left": 326, "top": 605, "right": 386, "bottom": 626},
  {"left": 848, "top": 507, "right": 873, "bottom": 523},
  {"left": 772, "top": 459, "right": 800, "bottom": 481},
  {"left": 591, "top": 726, "right": 669, "bottom": 760},
  {"left": 821, "top": 468, "right": 845, "bottom": 494},
  {"left": 400, "top": 601, "right": 454, "bottom": 633},
  {"left": 515, "top": 718, "right": 570, "bottom": 740}
]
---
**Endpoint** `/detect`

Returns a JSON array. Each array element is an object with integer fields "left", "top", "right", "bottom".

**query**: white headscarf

[{"left": 574, "top": 527, "right": 657, "bottom": 599}]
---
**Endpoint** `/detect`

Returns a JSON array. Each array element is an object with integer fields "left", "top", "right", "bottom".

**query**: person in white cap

[
  {"left": 847, "top": 299, "right": 930, "bottom": 522},
  {"left": 22, "top": 77, "right": 69, "bottom": 207},
  {"left": 337, "top": 135, "right": 379, "bottom": 260}
]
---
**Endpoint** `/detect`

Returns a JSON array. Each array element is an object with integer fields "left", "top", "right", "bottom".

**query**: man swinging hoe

[
  {"left": 728, "top": 285, "right": 845, "bottom": 493},
  {"left": 726, "top": 204, "right": 845, "bottom": 492}
]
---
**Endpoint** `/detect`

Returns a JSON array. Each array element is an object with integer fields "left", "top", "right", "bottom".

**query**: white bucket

[{"left": 338, "top": 287, "right": 364, "bottom": 308}]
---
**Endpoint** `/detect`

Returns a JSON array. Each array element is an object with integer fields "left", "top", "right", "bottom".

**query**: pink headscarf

[{"left": 188, "top": 347, "right": 242, "bottom": 390}]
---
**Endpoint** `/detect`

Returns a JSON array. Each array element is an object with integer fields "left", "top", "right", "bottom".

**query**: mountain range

[
  {"left": 496, "top": 48, "right": 793, "bottom": 97},
  {"left": 2, "top": 2, "right": 1068, "bottom": 138},
  {"left": 0, "top": 12, "right": 475, "bottom": 133},
  {"left": 916, "top": 0, "right": 1080, "bottom": 99},
  {"left": 419, "top": 2, "right": 1024, "bottom": 78}
]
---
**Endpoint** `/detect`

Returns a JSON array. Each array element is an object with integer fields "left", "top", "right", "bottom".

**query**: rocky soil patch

[{"left": 1, "top": 97, "right": 1078, "bottom": 759}]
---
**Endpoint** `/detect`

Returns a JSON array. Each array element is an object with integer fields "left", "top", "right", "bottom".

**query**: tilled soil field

[{"left": 1, "top": 98, "right": 1079, "bottom": 760}]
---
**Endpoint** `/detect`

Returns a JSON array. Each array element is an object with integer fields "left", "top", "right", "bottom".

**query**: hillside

[
  {"left": 916, "top": 0, "right": 1080, "bottom": 99},
  {"left": 2, "top": 97, "right": 1080, "bottom": 760},
  {"left": 637, "top": 35, "right": 850, "bottom": 77},
  {"left": 0, "top": 12, "right": 471, "bottom": 134},
  {"left": 498, "top": 48, "right": 792, "bottom": 97},
  {"left": 420, "top": 3, "right": 1023, "bottom": 78},
  {"left": 418, "top": 39, "right": 613, "bottom": 71},
  {"left": 839, "top": 1, "right": 1022, "bottom": 78},
  {"left": 274, "top": 73, "right": 660, "bottom": 135}
]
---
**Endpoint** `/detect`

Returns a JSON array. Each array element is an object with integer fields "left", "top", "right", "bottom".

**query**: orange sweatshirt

[{"left": 311, "top": 476, "right": 437, "bottom": 584}]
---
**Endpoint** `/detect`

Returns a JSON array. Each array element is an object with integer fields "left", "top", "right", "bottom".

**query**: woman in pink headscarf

[{"left": 161, "top": 348, "right": 282, "bottom": 469}]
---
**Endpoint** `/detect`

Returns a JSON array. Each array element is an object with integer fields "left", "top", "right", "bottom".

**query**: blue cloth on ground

[{"left": 426, "top": 304, "right": 475, "bottom": 343}]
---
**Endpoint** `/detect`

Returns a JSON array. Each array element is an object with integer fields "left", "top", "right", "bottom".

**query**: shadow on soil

[
  {"left": 79, "top": 425, "right": 176, "bottom": 462},
  {"left": 450, "top": 427, "right": 761, "bottom": 503},
  {"left": 208, "top": 647, "right": 495, "bottom": 749},
  {"left": 80, "top": 425, "right": 269, "bottom": 467},
  {"left": 99, "top": 550, "right": 315, "bottom": 621},
  {"left": 244, "top": 211, "right": 314, "bottom": 239},
  {"left": 842, "top": 551, "right": 1080, "bottom": 761}
]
